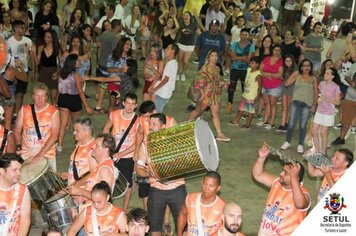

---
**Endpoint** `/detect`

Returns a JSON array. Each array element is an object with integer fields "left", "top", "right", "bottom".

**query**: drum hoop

[
  {"left": 22, "top": 161, "right": 50, "bottom": 185},
  {"left": 111, "top": 172, "right": 130, "bottom": 200},
  {"left": 194, "top": 118, "right": 219, "bottom": 171},
  {"left": 47, "top": 206, "right": 78, "bottom": 217},
  {"left": 45, "top": 193, "right": 72, "bottom": 205}
]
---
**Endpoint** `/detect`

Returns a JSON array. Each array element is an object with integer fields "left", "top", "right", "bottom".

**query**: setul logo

[{"left": 324, "top": 193, "right": 347, "bottom": 215}]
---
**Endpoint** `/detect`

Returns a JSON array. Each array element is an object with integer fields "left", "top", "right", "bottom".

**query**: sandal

[
  {"left": 94, "top": 107, "right": 106, "bottom": 114},
  {"left": 216, "top": 135, "right": 231, "bottom": 142},
  {"left": 227, "top": 121, "right": 239, "bottom": 126}
]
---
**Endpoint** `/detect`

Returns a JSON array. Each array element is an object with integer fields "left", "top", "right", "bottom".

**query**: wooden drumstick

[{"left": 61, "top": 187, "right": 70, "bottom": 194}]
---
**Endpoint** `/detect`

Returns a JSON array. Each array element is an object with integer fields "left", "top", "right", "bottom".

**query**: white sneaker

[
  {"left": 176, "top": 74, "right": 180, "bottom": 81},
  {"left": 256, "top": 121, "right": 264, "bottom": 126},
  {"left": 297, "top": 145, "right": 304, "bottom": 154},
  {"left": 281, "top": 142, "right": 291, "bottom": 150},
  {"left": 181, "top": 74, "right": 186, "bottom": 81}
]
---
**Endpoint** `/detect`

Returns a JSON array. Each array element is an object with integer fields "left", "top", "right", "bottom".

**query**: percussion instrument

[
  {"left": 303, "top": 152, "right": 333, "bottom": 168},
  {"left": 44, "top": 193, "right": 78, "bottom": 231},
  {"left": 20, "top": 159, "right": 65, "bottom": 203},
  {"left": 112, "top": 168, "right": 130, "bottom": 200},
  {"left": 147, "top": 118, "right": 219, "bottom": 182}
]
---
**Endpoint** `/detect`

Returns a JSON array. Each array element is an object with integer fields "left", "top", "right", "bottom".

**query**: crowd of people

[{"left": 0, "top": 0, "right": 355, "bottom": 235}]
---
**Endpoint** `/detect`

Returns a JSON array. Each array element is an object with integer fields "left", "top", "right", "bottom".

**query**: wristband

[{"left": 16, "top": 144, "right": 22, "bottom": 151}]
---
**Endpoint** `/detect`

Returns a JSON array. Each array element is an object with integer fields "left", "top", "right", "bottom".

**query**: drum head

[
  {"left": 195, "top": 119, "right": 219, "bottom": 171},
  {"left": 20, "top": 159, "right": 49, "bottom": 185},
  {"left": 46, "top": 193, "right": 67, "bottom": 204}
]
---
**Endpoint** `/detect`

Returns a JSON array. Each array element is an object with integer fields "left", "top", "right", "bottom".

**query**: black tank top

[
  {"left": 161, "top": 33, "right": 175, "bottom": 49},
  {"left": 40, "top": 50, "right": 57, "bottom": 67}
]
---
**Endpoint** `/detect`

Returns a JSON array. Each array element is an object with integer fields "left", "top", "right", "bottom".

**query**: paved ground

[{"left": 27, "top": 39, "right": 355, "bottom": 236}]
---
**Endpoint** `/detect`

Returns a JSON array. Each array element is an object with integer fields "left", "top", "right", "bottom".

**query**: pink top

[
  {"left": 261, "top": 57, "right": 283, "bottom": 89},
  {"left": 317, "top": 81, "right": 340, "bottom": 115}
]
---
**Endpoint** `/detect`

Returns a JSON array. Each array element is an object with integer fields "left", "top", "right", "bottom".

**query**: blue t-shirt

[
  {"left": 230, "top": 42, "right": 255, "bottom": 70},
  {"left": 196, "top": 31, "right": 225, "bottom": 68}
]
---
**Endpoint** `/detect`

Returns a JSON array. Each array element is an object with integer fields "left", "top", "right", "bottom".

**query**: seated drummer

[
  {"left": 67, "top": 134, "right": 116, "bottom": 206},
  {"left": 67, "top": 181, "right": 127, "bottom": 235},
  {"left": 136, "top": 113, "right": 187, "bottom": 236},
  {"left": 61, "top": 117, "right": 96, "bottom": 204}
]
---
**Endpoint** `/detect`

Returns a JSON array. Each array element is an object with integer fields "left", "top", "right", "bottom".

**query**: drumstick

[{"left": 61, "top": 187, "right": 70, "bottom": 194}]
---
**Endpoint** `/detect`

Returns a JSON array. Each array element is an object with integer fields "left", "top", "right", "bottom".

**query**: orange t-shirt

[
  {"left": 211, "top": 231, "right": 245, "bottom": 236},
  {"left": 110, "top": 110, "right": 140, "bottom": 158},
  {"left": 0, "top": 126, "right": 11, "bottom": 155},
  {"left": 21, "top": 104, "right": 58, "bottom": 160},
  {"left": 318, "top": 169, "right": 346, "bottom": 201},
  {"left": 0, "top": 183, "right": 27, "bottom": 236},
  {"left": 84, "top": 158, "right": 115, "bottom": 192},
  {"left": 68, "top": 139, "right": 96, "bottom": 186},
  {"left": 185, "top": 192, "right": 225, "bottom": 236},
  {"left": 258, "top": 178, "right": 310, "bottom": 236},
  {"left": 84, "top": 204, "right": 124, "bottom": 235},
  {"left": 139, "top": 115, "right": 175, "bottom": 139}
]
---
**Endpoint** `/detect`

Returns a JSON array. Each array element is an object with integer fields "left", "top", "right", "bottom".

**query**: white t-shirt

[
  {"left": 155, "top": 59, "right": 178, "bottom": 99},
  {"left": 284, "top": 0, "right": 299, "bottom": 10},
  {"left": 205, "top": 9, "right": 225, "bottom": 30},
  {"left": 7, "top": 36, "right": 33, "bottom": 72},
  {"left": 300, "top": 2, "right": 310, "bottom": 25},
  {"left": 125, "top": 15, "right": 140, "bottom": 35},
  {"left": 231, "top": 26, "right": 242, "bottom": 44},
  {"left": 114, "top": 4, "right": 124, "bottom": 20}
]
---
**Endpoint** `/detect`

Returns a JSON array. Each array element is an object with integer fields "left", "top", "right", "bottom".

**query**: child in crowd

[
  {"left": 231, "top": 15, "right": 245, "bottom": 45},
  {"left": 229, "top": 56, "right": 261, "bottom": 128}
]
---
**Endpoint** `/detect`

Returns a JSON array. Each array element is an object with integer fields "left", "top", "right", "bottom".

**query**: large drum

[
  {"left": 44, "top": 193, "right": 78, "bottom": 231},
  {"left": 147, "top": 119, "right": 219, "bottom": 181},
  {"left": 112, "top": 168, "right": 130, "bottom": 200},
  {"left": 20, "top": 159, "right": 64, "bottom": 203}
]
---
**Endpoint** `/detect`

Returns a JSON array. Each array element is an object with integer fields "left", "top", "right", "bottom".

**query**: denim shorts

[{"left": 262, "top": 86, "right": 282, "bottom": 97}]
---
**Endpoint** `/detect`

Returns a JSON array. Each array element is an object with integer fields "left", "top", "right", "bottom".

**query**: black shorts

[
  {"left": 138, "top": 183, "right": 150, "bottom": 198},
  {"left": 115, "top": 157, "right": 135, "bottom": 188},
  {"left": 15, "top": 80, "right": 28, "bottom": 94},
  {"left": 57, "top": 93, "right": 82, "bottom": 112},
  {"left": 148, "top": 185, "right": 187, "bottom": 232}
]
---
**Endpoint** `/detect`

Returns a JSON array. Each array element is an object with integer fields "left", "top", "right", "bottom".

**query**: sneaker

[
  {"left": 241, "top": 113, "right": 247, "bottom": 120},
  {"left": 192, "top": 59, "right": 199, "bottom": 64},
  {"left": 256, "top": 121, "right": 265, "bottom": 126},
  {"left": 351, "top": 127, "right": 356, "bottom": 134},
  {"left": 281, "top": 142, "right": 291, "bottom": 150},
  {"left": 333, "top": 123, "right": 342, "bottom": 129},
  {"left": 216, "top": 135, "right": 231, "bottom": 142},
  {"left": 297, "top": 145, "right": 304, "bottom": 154},
  {"left": 331, "top": 137, "right": 345, "bottom": 145},
  {"left": 176, "top": 74, "right": 180, "bottom": 81},
  {"left": 225, "top": 102, "right": 232, "bottom": 114},
  {"left": 276, "top": 125, "right": 287, "bottom": 132},
  {"left": 56, "top": 145, "right": 62, "bottom": 152},
  {"left": 181, "top": 74, "right": 186, "bottom": 81},
  {"left": 264, "top": 124, "right": 272, "bottom": 129}
]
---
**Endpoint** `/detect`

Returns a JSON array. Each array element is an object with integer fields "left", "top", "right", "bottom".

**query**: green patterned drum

[{"left": 147, "top": 119, "right": 219, "bottom": 181}]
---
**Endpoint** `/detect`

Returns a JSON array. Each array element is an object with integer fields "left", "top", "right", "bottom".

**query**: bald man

[{"left": 211, "top": 203, "right": 245, "bottom": 236}]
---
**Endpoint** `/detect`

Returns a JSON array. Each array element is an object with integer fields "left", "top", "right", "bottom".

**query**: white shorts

[
  {"left": 178, "top": 43, "right": 195, "bottom": 52},
  {"left": 313, "top": 111, "right": 335, "bottom": 127}
]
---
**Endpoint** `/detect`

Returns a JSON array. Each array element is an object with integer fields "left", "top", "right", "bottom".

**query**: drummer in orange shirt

[
  {"left": 211, "top": 202, "right": 245, "bottom": 236},
  {"left": 67, "top": 181, "right": 127, "bottom": 235},
  {"left": 177, "top": 171, "right": 225, "bottom": 236},
  {"left": 252, "top": 144, "right": 311, "bottom": 236},
  {"left": 0, "top": 153, "right": 31, "bottom": 236}
]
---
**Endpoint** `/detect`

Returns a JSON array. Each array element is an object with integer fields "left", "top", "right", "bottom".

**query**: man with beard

[
  {"left": 252, "top": 144, "right": 311, "bottom": 236},
  {"left": 211, "top": 203, "right": 245, "bottom": 236},
  {"left": 177, "top": 171, "right": 225, "bottom": 236}
]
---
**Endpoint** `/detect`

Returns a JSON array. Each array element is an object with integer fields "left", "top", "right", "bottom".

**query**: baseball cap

[{"left": 210, "top": 19, "right": 220, "bottom": 26}]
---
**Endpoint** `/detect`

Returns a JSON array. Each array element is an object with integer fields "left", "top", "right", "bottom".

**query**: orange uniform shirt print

[
  {"left": 84, "top": 158, "right": 114, "bottom": 192},
  {"left": 318, "top": 169, "right": 346, "bottom": 202},
  {"left": 0, "top": 184, "right": 27, "bottom": 236},
  {"left": 186, "top": 192, "right": 225, "bottom": 236},
  {"left": 258, "top": 179, "right": 310, "bottom": 236},
  {"left": 21, "top": 104, "right": 58, "bottom": 160},
  {"left": 111, "top": 110, "right": 139, "bottom": 158},
  {"left": 84, "top": 204, "right": 124, "bottom": 235}
]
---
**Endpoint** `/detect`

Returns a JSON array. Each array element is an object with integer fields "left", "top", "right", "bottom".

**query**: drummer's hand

[
  {"left": 67, "top": 185, "right": 81, "bottom": 196},
  {"left": 31, "top": 154, "right": 44, "bottom": 164},
  {"left": 258, "top": 143, "right": 270, "bottom": 160},
  {"left": 319, "top": 164, "right": 331, "bottom": 176},
  {"left": 61, "top": 172, "right": 69, "bottom": 180}
]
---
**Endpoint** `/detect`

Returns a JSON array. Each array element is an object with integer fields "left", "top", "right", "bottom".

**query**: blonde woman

[
  {"left": 188, "top": 49, "right": 230, "bottom": 142},
  {"left": 125, "top": 5, "right": 141, "bottom": 57}
]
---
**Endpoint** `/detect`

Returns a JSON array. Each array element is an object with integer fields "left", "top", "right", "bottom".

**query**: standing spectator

[
  {"left": 230, "top": 15, "right": 245, "bottom": 44},
  {"left": 252, "top": 144, "right": 311, "bottom": 235},
  {"left": 199, "top": 0, "right": 212, "bottom": 27},
  {"left": 149, "top": 44, "right": 179, "bottom": 113},
  {"left": 311, "top": 68, "right": 341, "bottom": 155},
  {"left": 246, "top": 10, "right": 265, "bottom": 48},
  {"left": 36, "top": 30, "right": 61, "bottom": 105},
  {"left": 205, "top": 0, "right": 225, "bottom": 31},
  {"left": 177, "top": 11, "right": 200, "bottom": 81},
  {"left": 303, "top": 22, "right": 324, "bottom": 74},
  {"left": 159, "top": 15, "right": 179, "bottom": 50},
  {"left": 277, "top": 55, "right": 297, "bottom": 132},
  {"left": 0, "top": 11, "right": 13, "bottom": 40},
  {"left": 139, "top": 0, "right": 155, "bottom": 60},
  {"left": 281, "top": 29, "right": 303, "bottom": 64},
  {"left": 95, "top": 4, "right": 118, "bottom": 35},
  {"left": 61, "top": 0, "right": 78, "bottom": 30},
  {"left": 143, "top": 45, "right": 164, "bottom": 101},
  {"left": 326, "top": 23, "right": 352, "bottom": 65},
  {"left": 226, "top": 28, "right": 255, "bottom": 114},
  {"left": 125, "top": 5, "right": 141, "bottom": 57},
  {"left": 281, "top": 59, "right": 318, "bottom": 153},
  {"left": 56, "top": 54, "right": 94, "bottom": 152},
  {"left": 268, "top": 24, "right": 281, "bottom": 45},
  {"left": 34, "top": 0, "right": 59, "bottom": 44},
  {"left": 257, "top": 45, "right": 284, "bottom": 130},
  {"left": 282, "top": 0, "right": 304, "bottom": 34},
  {"left": 7, "top": 20, "right": 35, "bottom": 119},
  {"left": 259, "top": 0, "right": 273, "bottom": 27},
  {"left": 299, "top": 16, "right": 315, "bottom": 42},
  {"left": 187, "top": 50, "right": 230, "bottom": 142},
  {"left": 270, "top": 0, "right": 282, "bottom": 23},
  {"left": 114, "top": 0, "right": 128, "bottom": 21},
  {"left": 62, "top": 8, "right": 85, "bottom": 50},
  {"left": 8, "top": 0, "right": 29, "bottom": 33}
]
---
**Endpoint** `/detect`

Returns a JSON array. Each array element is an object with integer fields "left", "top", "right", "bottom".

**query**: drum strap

[
  {"left": 0, "top": 184, "right": 19, "bottom": 235},
  {"left": 195, "top": 193, "right": 205, "bottom": 236},
  {"left": 72, "top": 146, "right": 89, "bottom": 181},
  {"left": 31, "top": 104, "right": 42, "bottom": 140},
  {"left": 0, "top": 128, "right": 9, "bottom": 156},
  {"left": 114, "top": 115, "right": 138, "bottom": 155},
  {"left": 91, "top": 206, "right": 100, "bottom": 236}
]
